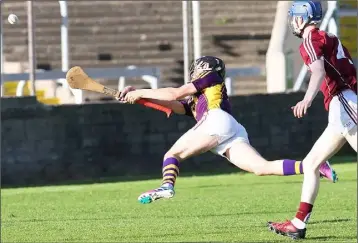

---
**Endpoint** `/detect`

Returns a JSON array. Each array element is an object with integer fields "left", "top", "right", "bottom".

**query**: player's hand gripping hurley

[{"left": 66, "top": 66, "right": 172, "bottom": 117}]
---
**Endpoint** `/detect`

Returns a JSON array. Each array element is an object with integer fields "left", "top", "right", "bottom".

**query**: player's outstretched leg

[
  {"left": 138, "top": 127, "right": 220, "bottom": 204},
  {"left": 226, "top": 142, "right": 338, "bottom": 183},
  {"left": 138, "top": 157, "right": 178, "bottom": 204},
  {"left": 281, "top": 159, "right": 337, "bottom": 182},
  {"left": 267, "top": 125, "right": 349, "bottom": 240}
]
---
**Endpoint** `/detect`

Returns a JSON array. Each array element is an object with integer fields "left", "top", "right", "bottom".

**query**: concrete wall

[{"left": 1, "top": 94, "right": 354, "bottom": 186}]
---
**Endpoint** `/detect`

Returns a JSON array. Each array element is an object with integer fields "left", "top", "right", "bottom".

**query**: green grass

[{"left": 1, "top": 163, "right": 357, "bottom": 242}]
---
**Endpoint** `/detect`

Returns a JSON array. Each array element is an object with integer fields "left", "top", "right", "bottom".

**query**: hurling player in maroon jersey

[{"left": 267, "top": 1, "right": 357, "bottom": 240}]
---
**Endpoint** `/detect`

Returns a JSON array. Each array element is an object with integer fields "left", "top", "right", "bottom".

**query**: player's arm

[
  {"left": 118, "top": 86, "right": 189, "bottom": 115},
  {"left": 303, "top": 58, "right": 326, "bottom": 103},
  {"left": 145, "top": 99, "right": 190, "bottom": 115},
  {"left": 131, "top": 84, "right": 196, "bottom": 116},
  {"left": 133, "top": 83, "right": 198, "bottom": 101},
  {"left": 293, "top": 35, "right": 325, "bottom": 118},
  {"left": 300, "top": 34, "right": 326, "bottom": 104},
  {"left": 125, "top": 72, "right": 222, "bottom": 102}
]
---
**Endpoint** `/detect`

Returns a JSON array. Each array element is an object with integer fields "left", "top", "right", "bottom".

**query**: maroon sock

[{"left": 295, "top": 202, "right": 313, "bottom": 223}]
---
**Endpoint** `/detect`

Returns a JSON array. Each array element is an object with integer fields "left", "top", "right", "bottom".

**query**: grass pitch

[{"left": 1, "top": 162, "right": 356, "bottom": 242}]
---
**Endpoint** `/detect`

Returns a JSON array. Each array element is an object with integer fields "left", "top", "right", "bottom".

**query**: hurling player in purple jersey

[{"left": 119, "top": 56, "right": 337, "bottom": 204}]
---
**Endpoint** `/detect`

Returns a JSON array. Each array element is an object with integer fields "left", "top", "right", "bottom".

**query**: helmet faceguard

[
  {"left": 189, "top": 56, "right": 226, "bottom": 82},
  {"left": 288, "top": 11, "right": 309, "bottom": 38},
  {"left": 288, "top": 1, "right": 322, "bottom": 38}
]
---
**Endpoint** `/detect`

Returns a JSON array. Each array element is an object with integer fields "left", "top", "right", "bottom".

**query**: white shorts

[
  {"left": 328, "top": 89, "right": 357, "bottom": 136},
  {"left": 191, "top": 109, "right": 250, "bottom": 157}
]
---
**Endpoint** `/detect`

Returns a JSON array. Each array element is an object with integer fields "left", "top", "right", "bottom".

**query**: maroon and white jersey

[{"left": 299, "top": 28, "right": 357, "bottom": 111}]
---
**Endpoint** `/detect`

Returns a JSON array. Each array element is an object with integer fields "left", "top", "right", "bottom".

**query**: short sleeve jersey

[
  {"left": 180, "top": 72, "right": 232, "bottom": 121},
  {"left": 299, "top": 28, "right": 357, "bottom": 110}
]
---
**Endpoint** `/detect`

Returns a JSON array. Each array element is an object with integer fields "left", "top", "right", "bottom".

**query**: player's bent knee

[
  {"left": 163, "top": 151, "right": 182, "bottom": 162},
  {"left": 302, "top": 155, "right": 321, "bottom": 172},
  {"left": 164, "top": 150, "right": 192, "bottom": 162},
  {"left": 302, "top": 141, "right": 331, "bottom": 171}
]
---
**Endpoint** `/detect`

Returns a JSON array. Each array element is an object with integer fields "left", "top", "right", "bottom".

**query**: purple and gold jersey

[{"left": 180, "top": 72, "right": 232, "bottom": 121}]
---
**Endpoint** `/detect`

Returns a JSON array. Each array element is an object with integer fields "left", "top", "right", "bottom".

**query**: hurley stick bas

[{"left": 66, "top": 66, "right": 172, "bottom": 117}]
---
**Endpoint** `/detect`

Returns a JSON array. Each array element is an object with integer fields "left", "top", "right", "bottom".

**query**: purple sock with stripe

[
  {"left": 283, "top": 159, "right": 303, "bottom": 175},
  {"left": 162, "top": 157, "right": 180, "bottom": 187}
]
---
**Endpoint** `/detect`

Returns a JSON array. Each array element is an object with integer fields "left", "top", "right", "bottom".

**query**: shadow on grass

[
  {"left": 308, "top": 235, "right": 357, "bottom": 241},
  {"left": 310, "top": 218, "right": 352, "bottom": 225},
  {"left": 3, "top": 210, "right": 296, "bottom": 224},
  {"left": 2, "top": 156, "right": 356, "bottom": 189},
  {"left": 1, "top": 166, "right": 243, "bottom": 189}
]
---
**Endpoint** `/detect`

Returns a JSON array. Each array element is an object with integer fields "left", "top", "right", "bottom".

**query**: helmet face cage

[
  {"left": 288, "top": 11, "right": 308, "bottom": 37},
  {"left": 189, "top": 56, "right": 226, "bottom": 82},
  {"left": 288, "top": 1, "right": 322, "bottom": 38}
]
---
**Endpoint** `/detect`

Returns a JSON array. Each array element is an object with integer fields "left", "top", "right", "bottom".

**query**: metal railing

[
  {"left": 59, "top": 1, "right": 69, "bottom": 88},
  {"left": 0, "top": 1, "right": 70, "bottom": 97},
  {"left": 2, "top": 66, "right": 261, "bottom": 101},
  {"left": 225, "top": 67, "right": 261, "bottom": 95},
  {"left": 0, "top": 2, "right": 162, "bottom": 103},
  {"left": 1, "top": 1, "right": 262, "bottom": 102},
  {"left": 2, "top": 67, "right": 162, "bottom": 103}
]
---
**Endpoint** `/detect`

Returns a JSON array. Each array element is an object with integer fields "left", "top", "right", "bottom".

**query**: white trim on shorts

[{"left": 328, "top": 89, "right": 357, "bottom": 136}]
